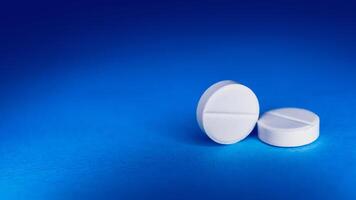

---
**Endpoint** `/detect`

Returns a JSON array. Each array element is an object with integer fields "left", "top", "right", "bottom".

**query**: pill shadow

[
  {"left": 167, "top": 113, "right": 264, "bottom": 147},
  {"left": 166, "top": 113, "right": 220, "bottom": 147},
  {"left": 249, "top": 126, "right": 258, "bottom": 138}
]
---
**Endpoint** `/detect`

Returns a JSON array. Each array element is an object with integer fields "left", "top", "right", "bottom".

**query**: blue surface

[{"left": 1, "top": 0, "right": 356, "bottom": 199}]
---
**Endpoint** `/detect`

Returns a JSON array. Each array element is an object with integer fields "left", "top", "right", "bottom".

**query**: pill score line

[
  {"left": 268, "top": 111, "right": 315, "bottom": 126},
  {"left": 204, "top": 111, "right": 258, "bottom": 116}
]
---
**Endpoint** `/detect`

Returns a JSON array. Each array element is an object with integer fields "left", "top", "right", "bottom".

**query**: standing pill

[{"left": 196, "top": 80, "right": 259, "bottom": 144}]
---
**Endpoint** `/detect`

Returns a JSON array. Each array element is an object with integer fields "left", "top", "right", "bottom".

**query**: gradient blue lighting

[{"left": 0, "top": 0, "right": 356, "bottom": 199}]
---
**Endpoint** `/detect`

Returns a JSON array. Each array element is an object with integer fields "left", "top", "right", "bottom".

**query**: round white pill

[
  {"left": 258, "top": 108, "right": 320, "bottom": 147},
  {"left": 196, "top": 80, "right": 259, "bottom": 144}
]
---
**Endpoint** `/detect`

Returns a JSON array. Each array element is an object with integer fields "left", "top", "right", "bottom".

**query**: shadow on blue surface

[{"left": 170, "top": 114, "right": 221, "bottom": 147}]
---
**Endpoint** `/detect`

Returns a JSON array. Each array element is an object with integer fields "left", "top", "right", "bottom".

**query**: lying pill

[
  {"left": 258, "top": 108, "right": 320, "bottom": 147},
  {"left": 196, "top": 80, "right": 259, "bottom": 144}
]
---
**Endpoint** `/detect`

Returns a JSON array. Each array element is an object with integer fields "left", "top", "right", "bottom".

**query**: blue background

[{"left": 1, "top": 0, "right": 356, "bottom": 199}]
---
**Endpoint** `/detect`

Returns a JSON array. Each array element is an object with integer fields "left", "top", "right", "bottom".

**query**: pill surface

[
  {"left": 258, "top": 108, "right": 320, "bottom": 147},
  {"left": 196, "top": 80, "right": 259, "bottom": 144}
]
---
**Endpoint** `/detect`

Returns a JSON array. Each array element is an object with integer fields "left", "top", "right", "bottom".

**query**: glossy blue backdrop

[{"left": 1, "top": 0, "right": 356, "bottom": 199}]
